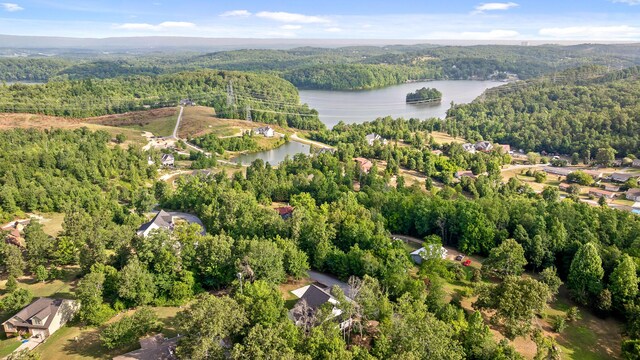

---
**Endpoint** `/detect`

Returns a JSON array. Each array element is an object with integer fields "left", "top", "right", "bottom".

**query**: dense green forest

[
  {"left": 406, "top": 87, "right": 442, "bottom": 103},
  {"left": 442, "top": 66, "right": 640, "bottom": 157},
  {"left": 0, "top": 126, "right": 639, "bottom": 358},
  {"left": 0, "top": 69, "right": 324, "bottom": 130},
  {"left": 3, "top": 43, "right": 639, "bottom": 89}
]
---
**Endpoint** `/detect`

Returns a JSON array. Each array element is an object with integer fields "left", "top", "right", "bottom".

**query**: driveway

[{"left": 13, "top": 337, "right": 44, "bottom": 353}]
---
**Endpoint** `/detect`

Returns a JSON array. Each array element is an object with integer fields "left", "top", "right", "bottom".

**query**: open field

[
  {"left": 429, "top": 131, "right": 465, "bottom": 144},
  {"left": 88, "top": 107, "right": 179, "bottom": 137}
]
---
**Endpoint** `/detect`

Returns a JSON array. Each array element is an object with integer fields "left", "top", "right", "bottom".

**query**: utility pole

[{"left": 226, "top": 81, "right": 235, "bottom": 107}]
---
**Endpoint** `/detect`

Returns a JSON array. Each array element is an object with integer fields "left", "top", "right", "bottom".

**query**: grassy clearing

[
  {"left": 429, "top": 131, "right": 465, "bottom": 144},
  {"left": 88, "top": 107, "right": 179, "bottom": 138},
  {"left": 37, "top": 212, "right": 66, "bottom": 237},
  {"left": 0, "top": 334, "right": 21, "bottom": 358}
]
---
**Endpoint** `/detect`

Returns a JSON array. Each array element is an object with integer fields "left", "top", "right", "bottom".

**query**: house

[
  {"left": 2, "top": 298, "right": 79, "bottom": 340},
  {"left": 612, "top": 159, "right": 623, "bottom": 167},
  {"left": 559, "top": 183, "right": 571, "bottom": 192},
  {"left": 161, "top": 154, "right": 175, "bottom": 167},
  {"left": 3, "top": 222, "right": 25, "bottom": 248},
  {"left": 498, "top": 144, "right": 512, "bottom": 154},
  {"left": 410, "top": 244, "right": 448, "bottom": 265},
  {"left": 475, "top": 141, "right": 493, "bottom": 152},
  {"left": 633, "top": 159, "right": 640, "bottom": 168},
  {"left": 255, "top": 126, "right": 275, "bottom": 138},
  {"left": 289, "top": 284, "right": 351, "bottom": 330},
  {"left": 179, "top": 99, "right": 196, "bottom": 106},
  {"left": 365, "top": 133, "right": 387, "bottom": 146},
  {"left": 589, "top": 188, "right": 618, "bottom": 199},
  {"left": 275, "top": 206, "right": 294, "bottom": 220},
  {"left": 137, "top": 210, "right": 174, "bottom": 237},
  {"left": 462, "top": 143, "right": 476, "bottom": 154},
  {"left": 610, "top": 172, "right": 638, "bottom": 183},
  {"left": 316, "top": 148, "right": 336, "bottom": 155},
  {"left": 626, "top": 188, "right": 640, "bottom": 202},
  {"left": 431, "top": 150, "right": 443, "bottom": 156},
  {"left": 455, "top": 170, "right": 477, "bottom": 179},
  {"left": 603, "top": 184, "right": 621, "bottom": 192},
  {"left": 583, "top": 170, "right": 603, "bottom": 180},
  {"left": 113, "top": 334, "right": 178, "bottom": 360},
  {"left": 354, "top": 157, "right": 373, "bottom": 173},
  {"left": 543, "top": 167, "right": 574, "bottom": 177}
]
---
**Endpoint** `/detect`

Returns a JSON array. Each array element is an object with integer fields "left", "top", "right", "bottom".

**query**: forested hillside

[
  {"left": 0, "top": 69, "right": 323, "bottom": 130},
  {"left": 443, "top": 66, "right": 640, "bottom": 157}
]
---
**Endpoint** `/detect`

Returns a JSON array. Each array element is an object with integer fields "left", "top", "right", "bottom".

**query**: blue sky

[{"left": 1, "top": 0, "right": 640, "bottom": 40}]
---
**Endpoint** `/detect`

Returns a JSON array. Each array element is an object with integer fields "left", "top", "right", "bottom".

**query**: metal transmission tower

[
  {"left": 226, "top": 81, "right": 236, "bottom": 107},
  {"left": 245, "top": 105, "right": 252, "bottom": 122}
]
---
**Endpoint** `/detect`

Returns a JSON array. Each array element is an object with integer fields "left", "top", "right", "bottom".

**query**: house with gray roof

[
  {"left": 2, "top": 298, "right": 79, "bottom": 340},
  {"left": 137, "top": 210, "right": 174, "bottom": 237},
  {"left": 365, "top": 133, "right": 387, "bottom": 146}
]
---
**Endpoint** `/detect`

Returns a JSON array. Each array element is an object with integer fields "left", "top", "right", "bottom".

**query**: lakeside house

[
  {"left": 365, "top": 133, "right": 387, "bottom": 146},
  {"left": 589, "top": 188, "right": 618, "bottom": 199},
  {"left": 137, "top": 210, "right": 174, "bottom": 237},
  {"left": 611, "top": 172, "right": 638, "bottom": 183},
  {"left": 254, "top": 126, "right": 275, "bottom": 138},
  {"left": 410, "top": 245, "right": 448, "bottom": 265},
  {"left": 2, "top": 298, "right": 79, "bottom": 340},
  {"left": 626, "top": 189, "right": 640, "bottom": 202},
  {"left": 354, "top": 158, "right": 373, "bottom": 173}
]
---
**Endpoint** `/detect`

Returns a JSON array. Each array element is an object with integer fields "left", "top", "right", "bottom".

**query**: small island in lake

[{"left": 406, "top": 87, "right": 442, "bottom": 104}]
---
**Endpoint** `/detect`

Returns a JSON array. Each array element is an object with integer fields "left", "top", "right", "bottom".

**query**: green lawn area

[
  {"left": 38, "top": 212, "right": 66, "bottom": 237},
  {"left": 121, "top": 113, "right": 178, "bottom": 137},
  {"left": 0, "top": 334, "right": 21, "bottom": 358}
]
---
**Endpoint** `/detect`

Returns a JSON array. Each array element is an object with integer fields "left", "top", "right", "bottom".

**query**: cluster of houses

[
  {"left": 545, "top": 166, "right": 640, "bottom": 205},
  {"left": 462, "top": 141, "right": 512, "bottom": 154}
]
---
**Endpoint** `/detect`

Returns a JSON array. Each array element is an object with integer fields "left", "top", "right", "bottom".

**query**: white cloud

[
  {"left": 114, "top": 21, "right": 195, "bottom": 31},
  {"left": 220, "top": 10, "right": 251, "bottom": 17},
  {"left": 280, "top": 24, "right": 302, "bottom": 30},
  {"left": 610, "top": 0, "right": 640, "bottom": 4},
  {"left": 325, "top": 27, "right": 343, "bottom": 33},
  {"left": 430, "top": 29, "right": 520, "bottom": 39},
  {"left": 473, "top": 2, "right": 518, "bottom": 13},
  {"left": 539, "top": 25, "right": 640, "bottom": 39},
  {"left": 255, "top": 11, "right": 330, "bottom": 24},
  {"left": 1, "top": 3, "right": 23, "bottom": 12}
]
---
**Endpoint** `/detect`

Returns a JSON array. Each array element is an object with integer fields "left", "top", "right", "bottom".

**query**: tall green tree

[
  {"left": 609, "top": 254, "right": 638, "bottom": 309},
  {"left": 567, "top": 242, "right": 604, "bottom": 305},
  {"left": 482, "top": 239, "right": 527, "bottom": 279}
]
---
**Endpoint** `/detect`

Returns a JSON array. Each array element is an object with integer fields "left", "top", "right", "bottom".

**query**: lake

[
  {"left": 232, "top": 140, "right": 310, "bottom": 166},
  {"left": 299, "top": 80, "right": 503, "bottom": 128}
]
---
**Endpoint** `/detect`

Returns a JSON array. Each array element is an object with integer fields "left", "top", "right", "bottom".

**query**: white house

[
  {"left": 161, "top": 153, "right": 175, "bottom": 167},
  {"left": 137, "top": 210, "right": 174, "bottom": 237},
  {"left": 365, "top": 133, "right": 387, "bottom": 146},
  {"left": 462, "top": 143, "right": 477, "bottom": 154},
  {"left": 410, "top": 244, "right": 448, "bottom": 265},
  {"left": 255, "top": 126, "right": 275, "bottom": 138}
]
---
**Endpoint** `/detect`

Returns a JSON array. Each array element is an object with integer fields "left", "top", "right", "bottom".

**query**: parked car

[
  {"left": 462, "top": 259, "right": 472, "bottom": 266},
  {"left": 455, "top": 254, "right": 465, "bottom": 261}
]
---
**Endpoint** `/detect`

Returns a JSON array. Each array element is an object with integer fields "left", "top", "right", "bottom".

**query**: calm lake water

[
  {"left": 299, "top": 80, "right": 503, "bottom": 128},
  {"left": 232, "top": 140, "right": 310, "bottom": 166}
]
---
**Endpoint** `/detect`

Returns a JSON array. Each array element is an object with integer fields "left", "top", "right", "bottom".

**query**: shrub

[{"left": 552, "top": 316, "right": 567, "bottom": 333}]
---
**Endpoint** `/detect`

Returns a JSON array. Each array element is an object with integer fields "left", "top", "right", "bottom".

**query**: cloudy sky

[{"left": 1, "top": 0, "right": 640, "bottom": 40}]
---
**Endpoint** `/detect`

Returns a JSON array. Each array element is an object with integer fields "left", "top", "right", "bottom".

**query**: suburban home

[
  {"left": 583, "top": 170, "right": 604, "bottom": 180},
  {"left": 2, "top": 298, "right": 79, "bottom": 340},
  {"left": 455, "top": 170, "right": 477, "bottom": 179},
  {"left": 498, "top": 144, "right": 512, "bottom": 154},
  {"left": 137, "top": 210, "right": 174, "bottom": 237},
  {"left": 543, "top": 167, "right": 574, "bottom": 177},
  {"left": 161, "top": 154, "right": 175, "bottom": 167},
  {"left": 275, "top": 206, "right": 294, "bottom": 220},
  {"left": 462, "top": 143, "right": 477, "bottom": 154},
  {"left": 589, "top": 188, "right": 618, "bottom": 199},
  {"left": 354, "top": 157, "right": 373, "bottom": 173},
  {"left": 475, "top": 141, "right": 493, "bottom": 152},
  {"left": 289, "top": 284, "right": 351, "bottom": 330},
  {"left": 410, "top": 244, "right": 448, "bottom": 265},
  {"left": 254, "top": 126, "right": 275, "bottom": 138},
  {"left": 626, "top": 188, "right": 640, "bottom": 202},
  {"left": 610, "top": 172, "right": 637, "bottom": 183},
  {"left": 431, "top": 150, "right": 443, "bottom": 156},
  {"left": 603, "top": 184, "right": 621, "bottom": 192},
  {"left": 558, "top": 183, "right": 571, "bottom": 192},
  {"left": 179, "top": 99, "right": 196, "bottom": 106},
  {"left": 113, "top": 334, "right": 178, "bottom": 360},
  {"left": 633, "top": 159, "right": 640, "bottom": 168},
  {"left": 365, "top": 133, "right": 387, "bottom": 146}
]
